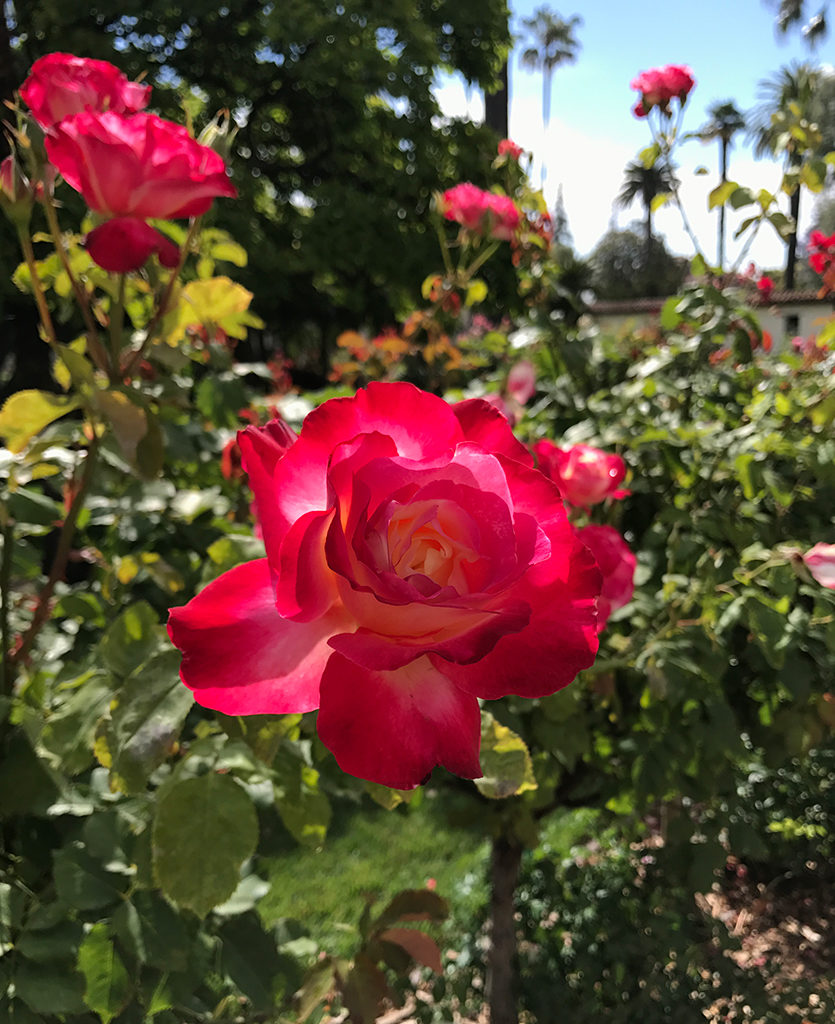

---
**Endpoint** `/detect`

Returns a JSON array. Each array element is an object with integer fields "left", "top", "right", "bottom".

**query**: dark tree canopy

[
  {"left": 590, "top": 226, "right": 688, "bottom": 301},
  {"left": 3, "top": 0, "right": 512, "bottom": 362}
]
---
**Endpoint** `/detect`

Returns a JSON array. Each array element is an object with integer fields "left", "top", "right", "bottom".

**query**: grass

[{"left": 258, "top": 789, "right": 491, "bottom": 955}]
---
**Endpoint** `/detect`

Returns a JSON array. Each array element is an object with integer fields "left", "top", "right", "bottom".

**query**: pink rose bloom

[
  {"left": 440, "top": 183, "right": 519, "bottom": 242},
  {"left": 756, "top": 276, "right": 774, "bottom": 299},
  {"left": 486, "top": 193, "right": 521, "bottom": 241},
  {"left": 804, "top": 543, "right": 835, "bottom": 589},
  {"left": 507, "top": 360, "right": 537, "bottom": 405},
  {"left": 577, "top": 525, "right": 637, "bottom": 630},
  {"left": 498, "top": 139, "right": 524, "bottom": 161},
  {"left": 19, "top": 52, "right": 151, "bottom": 131},
  {"left": 534, "top": 441, "right": 627, "bottom": 507},
  {"left": 45, "top": 110, "right": 236, "bottom": 271},
  {"left": 168, "top": 383, "right": 601, "bottom": 789},
  {"left": 631, "top": 63, "right": 695, "bottom": 115}
]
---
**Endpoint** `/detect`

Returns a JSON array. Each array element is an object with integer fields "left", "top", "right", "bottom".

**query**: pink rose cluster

[
  {"left": 631, "top": 64, "right": 695, "bottom": 118},
  {"left": 16, "top": 53, "right": 236, "bottom": 272},
  {"left": 169, "top": 383, "right": 603, "bottom": 789},
  {"left": 440, "top": 183, "right": 520, "bottom": 242}
]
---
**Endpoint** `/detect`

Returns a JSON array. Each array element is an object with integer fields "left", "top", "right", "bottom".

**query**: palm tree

[
  {"left": 764, "top": 0, "right": 828, "bottom": 45},
  {"left": 615, "top": 159, "right": 679, "bottom": 257},
  {"left": 518, "top": 7, "right": 581, "bottom": 180},
  {"left": 700, "top": 100, "right": 746, "bottom": 267},
  {"left": 748, "top": 62, "right": 835, "bottom": 287}
]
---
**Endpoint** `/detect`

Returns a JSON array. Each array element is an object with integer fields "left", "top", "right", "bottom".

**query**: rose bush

[
  {"left": 533, "top": 440, "right": 627, "bottom": 508},
  {"left": 43, "top": 109, "right": 237, "bottom": 270},
  {"left": 19, "top": 52, "right": 151, "bottom": 130},
  {"left": 169, "top": 382, "right": 601, "bottom": 789},
  {"left": 576, "top": 524, "right": 636, "bottom": 629}
]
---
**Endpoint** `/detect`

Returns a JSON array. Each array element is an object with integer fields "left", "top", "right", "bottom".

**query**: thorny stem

[
  {"left": 40, "top": 198, "right": 111, "bottom": 376},
  {"left": 9, "top": 436, "right": 100, "bottom": 670},
  {"left": 17, "top": 226, "right": 59, "bottom": 352},
  {"left": 122, "top": 217, "right": 202, "bottom": 379}
]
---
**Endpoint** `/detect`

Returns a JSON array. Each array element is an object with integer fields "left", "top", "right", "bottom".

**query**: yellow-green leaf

[
  {"left": 475, "top": 712, "right": 537, "bottom": 800},
  {"left": 0, "top": 390, "right": 81, "bottom": 453}
]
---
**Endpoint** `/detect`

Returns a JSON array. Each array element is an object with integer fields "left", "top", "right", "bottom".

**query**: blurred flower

[
  {"left": 498, "top": 138, "right": 524, "bottom": 161},
  {"left": 756, "top": 275, "right": 774, "bottom": 299},
  {"left": 20, "top": 52, "right": 150, "bottom": 131},
  {"left": 507, "top": 359, "right": 537, "bottom": 405},
  {"left": 631, "top": 64, "right": 695, "bottom": 116},
  {"left": 439, "top": 183, "right": 520, "bottom": 242},
  {"left": 534, "top": 441, "right": 627, "bottom": 507},
  {"left": 577, "top": 525, "right": 637, "bottom": 630},
  {"left": 804, "top": 543, "right": 835, "bottom": 589}
]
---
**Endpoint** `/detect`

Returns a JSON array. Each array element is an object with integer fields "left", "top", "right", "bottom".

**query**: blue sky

[{"left": 436, "top": 0, "right": 830, "bottom": 270}]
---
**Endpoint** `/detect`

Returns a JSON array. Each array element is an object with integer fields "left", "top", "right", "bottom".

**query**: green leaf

[
  {"left": 0, "top": 390, "right": 81, "bottom": 453},
  {"left": 465, "top": 279, "right": 488, "bottom": 306},
  {"left": 729, "top": 185, "right": 756, "bottom": 210},
  {"left": 707, "top": 180, "right": 739, "bottom": 209},
  {"left": 77, "top": 922, "right": 132, "bottom": 1024},
  {"left": 13, "top": 962, "right": 87, "bottom": 1016},
  {"left": 99, "top": 601, "right": 163, "bottom": 678},
  {"left": 97, "top": 648, "right": 194, "bottom": 793},
  {"left": 639, "top": 143, "right": 660, "bottom": 169},
  {"left": 16, "top": 919, "right": 84, "bottom": 962},
  {"left": 111, "top": 893, "right": 191, "bottom": 971},
  {"left": 135, "top": 407, "right": 165, "bottom": 479},
  {"left": 219, "top": 913, "right": 290, "bottom": 1011},
  {"left": 53, "top": 341, "right": 95, "bottom": 392},
  {"left": 650, "top": 192, "right": 673, "bottom": 213},
  {"left": 273, "top": 745, "right": 332, "bottom": 847},
  {"left": 53, "top": 843, "right": 127, "bottom": 911},
  {"left": 475, "top": 711, "right": 537, "bottom": 800},
  {"left": 0, "top": 882, "right": 24, "bottom": 954},
  {"left": 95, "top": 390, "right": 148, "bottom": 462},
  {"left": 41, "top": 671, "right": 114, "bottom": 775},
  {"left": 152, "top": 772, "right": 259, "bottom": 917}
]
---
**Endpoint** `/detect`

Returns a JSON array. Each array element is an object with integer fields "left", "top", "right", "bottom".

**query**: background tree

[
  {"left": 518, "top": 6, "right": 582, "bottom": 182},
  {"left": 764, "top": 0, "right": 829, "bottom": 45},
  {"left": 700, "top": 100, "right": 747, "bottom": 267},
  {"left": 590, "top": 226, "right": 688, "bottom": 300},
  {"left": 615, "top": 159, "right": 679, "bottom": 258},
  {"left": 2, "top": 0, "right": 511, "bottom": 371},
  {"left": 749, "top": 61, "right": 835, "bottom": 288}
]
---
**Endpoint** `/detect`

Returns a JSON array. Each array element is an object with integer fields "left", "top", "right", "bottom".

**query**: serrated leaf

[
  {"left": 152, "top": 772, "right": 258, "bottom": 917},
  {"left": 475, "top": 711, "right": 537, "bottom": 800},
  {"left": 0, "top": 390, "right": 81, "bottom": 453},
  {"left": 99, "top": 600, "right": 162, "bottom": 678},
  {"left": 99, "top": 648, "right": 194, "bottom": 793},
  {"left": 14, "top": 962, "right": 87, "bottom": 1015},
  {"left": 53, "top": 843, "right": 127, "bottom": 911},
  {"left": 77, "top": 922, "right": 132, "bottom": 1024}
]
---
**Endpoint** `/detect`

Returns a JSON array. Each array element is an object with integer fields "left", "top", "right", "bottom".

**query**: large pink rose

[
  {"left": 45, "top": 110, "right": 236, "bottom": 271},
  {"left": 534, "top": 441, "right": 627, "bottom": 508},
  {"left": 168, "top": 383, "right": 601, "bottom": 789},
  {"left": 577, "top": 525, "right": 636, "bottom": 630},
  {"left": 20, "top": 53, "right": 151, "bottom": 130}
]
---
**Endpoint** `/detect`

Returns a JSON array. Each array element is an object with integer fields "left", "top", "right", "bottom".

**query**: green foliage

[{"left": 589, "top": 227, "right": 688, "bottom": 299}]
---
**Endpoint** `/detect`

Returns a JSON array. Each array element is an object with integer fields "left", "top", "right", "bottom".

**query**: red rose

[
  {"left": 809, "top": 231, "right": 835, "bottom": 275},
  {"left": 45, "top": 110, "right": 236, "bottom": 272},
  {"left": 804, "top": 543, "right": 835, "bottom": 589},
  {"left": 756, "top": 275, "right": 774, "bottom": 299},
  {"left": 168, "top": 383, "right": 601, "bottom": 789},
  {"left": 534, "top": 441, "right": 627, "bottom": 507},
  {"left": 20, "top": 53, "right": 150, "bottom": 130},
  {"left": 577, "top": 525, "right": 636, "bottom": 630},
  {"left": 487, "top": 193, "right": 521, "bottom": 241},
  {"left": 498, "top": 138, "right": 524, "bottom": 161}
]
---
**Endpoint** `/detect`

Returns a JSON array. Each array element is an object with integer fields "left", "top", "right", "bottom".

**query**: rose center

[{"left": 386, "top": 500, "right": 480, "bottom": 591}]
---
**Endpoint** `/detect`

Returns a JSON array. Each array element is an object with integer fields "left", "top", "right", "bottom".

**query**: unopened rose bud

[{"left": 0, "top": 155, "right": 35, "bottom": 227}]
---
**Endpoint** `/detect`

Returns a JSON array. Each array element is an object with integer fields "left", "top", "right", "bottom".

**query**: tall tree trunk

[
  {"left": 718, "top": 139, "right": 728, "bottom": 268},
  {"left": 487, "top": 834, "right": 523, "bottom": 1024},
  {"left": 785, "top": 186, "right": 801, "bottom": 289},
  {"left": 484, "top": 61, "right": 509, "bottom": 139}
]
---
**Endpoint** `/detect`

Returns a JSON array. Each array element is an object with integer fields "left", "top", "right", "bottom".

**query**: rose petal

[
  {"left": 454, "top": 398, "right": 534, "bottom": 466},
  {"left": 85, "top": 217, "right": 179, "bottom": 273},
  {"left": 317, "top": 653, "right": 482, "bottom": 788},
  {"left": 167, "top": 558, "right": 349, "bottom": 714}
]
